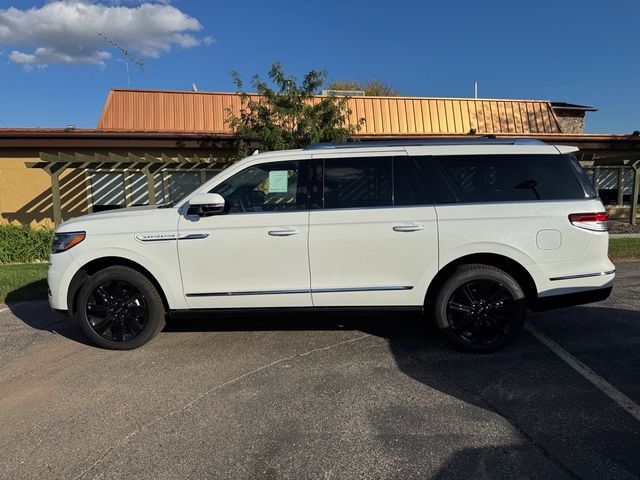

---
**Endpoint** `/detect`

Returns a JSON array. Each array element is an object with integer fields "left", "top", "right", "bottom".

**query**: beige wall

[{"left": 0, "top": 152, "right": 89, "bottom": 227}]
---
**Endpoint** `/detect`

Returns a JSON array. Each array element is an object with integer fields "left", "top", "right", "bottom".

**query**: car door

[
  {"left": 308, "top": 152, "right": 439, "bottom": 307},
  {"left": 178, "top": 158, "right": 312, "bottom": 309}
]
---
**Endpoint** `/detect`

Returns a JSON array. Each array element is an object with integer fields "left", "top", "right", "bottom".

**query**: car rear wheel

[
  {"left": 76, "top": 266, "right": 166, "bottom": 350},
  {"left": 434, "top": 264, "right": 527, "bottom": 353}
]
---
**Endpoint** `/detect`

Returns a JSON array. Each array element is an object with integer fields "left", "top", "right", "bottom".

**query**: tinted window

[
  {"left": 566, "top": 154, "right": 597, "bottom": 198},
  {"left": 434, "top": 154, "right": 587, "bottom": 203},
  {"left": 323, "top": 157, "right": 392, "bottom": 209},
  {"left": 394, "top": 156, "right": 456, "bottom": 205},
  {"left": 210, "top": 161, "right": 302, "bottom": 213}
]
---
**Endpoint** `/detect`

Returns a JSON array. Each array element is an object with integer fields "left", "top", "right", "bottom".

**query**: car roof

[{"left": 247, "top": 138, "right": 574, "bottom": 162}]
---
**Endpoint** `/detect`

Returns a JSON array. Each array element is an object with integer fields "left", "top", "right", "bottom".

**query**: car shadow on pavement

[
  {"left": 7, "top": 300, "right": 94, "bottom": 346},
  {"left": 8, "top": 299, "right": 640, "bottom": 478},
  {"left": 154, "top": 305, "right": 640, "bottom": 479},
  {"left": 169, "top": 304, "right": 640, "bottom": 479},
  {"left": 381, "top": 305, "right": 640, "bottom": 480}
]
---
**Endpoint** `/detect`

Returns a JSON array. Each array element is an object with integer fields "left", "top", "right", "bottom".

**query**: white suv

[{"left": 48, "top": 139, "right": 614, "bottom": 352}]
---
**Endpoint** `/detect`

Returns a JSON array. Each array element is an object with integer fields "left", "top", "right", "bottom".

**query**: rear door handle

[
  {"left": 268, "top": 228, "right": 299, "bottom": 237},
  {"left": 393, "top": 223, "right": 424, "bottom": 232}
]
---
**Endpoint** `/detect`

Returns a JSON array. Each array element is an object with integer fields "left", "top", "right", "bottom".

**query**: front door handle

[
  {"left": 268, "top": 228, "right": 299, "bottom": 237},
  {"left": 393, "top": 223, "right": 425, "bottom": 232}
]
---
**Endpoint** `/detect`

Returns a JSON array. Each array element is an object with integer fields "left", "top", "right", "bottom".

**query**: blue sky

[{"left": 0, "top": 0, "right": 638, "bottom": 133}]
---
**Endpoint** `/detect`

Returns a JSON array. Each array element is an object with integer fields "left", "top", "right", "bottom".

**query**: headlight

[{"left": 52, "top": 231, "right": 86, "bottom": 254}]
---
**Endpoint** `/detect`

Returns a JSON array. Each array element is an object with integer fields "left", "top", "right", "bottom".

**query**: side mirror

[{"left": 188, "top": 192, "right": 226, "bottom": 217}]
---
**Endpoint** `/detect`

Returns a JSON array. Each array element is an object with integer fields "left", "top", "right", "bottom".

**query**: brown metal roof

[
  {"left": 2, "top": 128, "right": 640, "bottom": 154},
  {"left": 97, "top": 89, "right": 564, "bottom": 135}
]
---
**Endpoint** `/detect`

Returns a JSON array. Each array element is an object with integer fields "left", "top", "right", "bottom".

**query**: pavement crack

[{"left": 73, "top": 333, "right": 371, "bottom": 479}]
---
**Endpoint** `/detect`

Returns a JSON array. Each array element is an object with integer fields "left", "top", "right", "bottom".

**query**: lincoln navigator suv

[{"left": 48, "top": 139, "right": 614, "bottom": 352}]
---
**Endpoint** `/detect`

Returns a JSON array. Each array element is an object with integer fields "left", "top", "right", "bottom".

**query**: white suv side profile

[{"left": 48, "top": 139, "right": 614, "bottom": 352}]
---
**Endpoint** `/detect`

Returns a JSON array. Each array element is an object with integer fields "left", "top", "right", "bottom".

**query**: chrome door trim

[
  {"left": 185, "top": 285, "right": 413, "bottom": 297},
  {"left": 312, "top": 285, "right": 413, "bottom": 293},
  {"left": 186, "top": 289, "right": 309, "bottom": 297}
]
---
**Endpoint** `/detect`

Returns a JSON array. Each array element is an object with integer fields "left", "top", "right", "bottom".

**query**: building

[{"left": 0, "top": 89, "right": 638, "bottom": 227}]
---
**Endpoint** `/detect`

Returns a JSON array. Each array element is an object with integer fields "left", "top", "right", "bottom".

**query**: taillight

[{"left": 568, "top": 212, "right": 609, "bottom": 232}]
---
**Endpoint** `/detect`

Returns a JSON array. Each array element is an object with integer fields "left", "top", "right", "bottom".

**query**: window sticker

[{"left": 268, "top": 170, "right": 289, "bottom": 193}]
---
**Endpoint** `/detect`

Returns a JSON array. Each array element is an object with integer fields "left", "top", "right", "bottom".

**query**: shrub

[{"left": 0, "top": 224, "right": 53, "bottom": 264}]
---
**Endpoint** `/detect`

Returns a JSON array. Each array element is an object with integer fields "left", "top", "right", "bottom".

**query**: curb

[{"left": 610, "top": 233, "right": 640, "bottom": 239}]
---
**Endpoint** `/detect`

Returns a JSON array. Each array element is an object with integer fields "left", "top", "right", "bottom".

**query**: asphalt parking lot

[{"left": 0, "top": 261, "right": 638, "bottom": 480}]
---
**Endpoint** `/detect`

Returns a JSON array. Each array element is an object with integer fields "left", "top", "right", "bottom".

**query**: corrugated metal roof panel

[{"left": 97, "top": 89, "right": 564, "bottom": 135}]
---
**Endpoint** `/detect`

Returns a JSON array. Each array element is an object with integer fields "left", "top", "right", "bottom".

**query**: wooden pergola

[
  {"left": 27, "top": 151, "right": 237, "bottom": 225},
  {"left": 4, "top": 129, "right": 639, "bottom": 226}
]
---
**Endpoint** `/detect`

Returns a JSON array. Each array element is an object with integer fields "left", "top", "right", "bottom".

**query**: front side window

[
  {"left": 210, "top": 161, "right": 302, "bottom": 213},
  {"left": 323, "top": 157, "right": 392, "bottom": 209}
]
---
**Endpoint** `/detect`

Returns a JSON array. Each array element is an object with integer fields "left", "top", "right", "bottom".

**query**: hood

[{"left": 56, "top": 204, "right": 173, "bottom": 232}]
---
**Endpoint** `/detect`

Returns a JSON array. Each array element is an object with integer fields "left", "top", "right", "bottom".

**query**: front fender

[{"left": 67, "top": 246, "right": 187, "bottom": 310}]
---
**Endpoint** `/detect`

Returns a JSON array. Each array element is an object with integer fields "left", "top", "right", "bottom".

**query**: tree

[
  {"left": 227, "top": 62, "right": 363, "bottom": 156},
  {"left": 326, "top": 79, "right": 401, "bottom": 96}
]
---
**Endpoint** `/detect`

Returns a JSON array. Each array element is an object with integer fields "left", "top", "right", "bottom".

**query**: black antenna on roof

[{"left": 98, "top": 33, "right": 146, "bottom": 86}]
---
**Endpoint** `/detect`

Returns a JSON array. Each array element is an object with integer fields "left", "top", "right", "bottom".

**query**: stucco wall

[{"left": 0, "top": 154, "right": 89, "bottom": 227}]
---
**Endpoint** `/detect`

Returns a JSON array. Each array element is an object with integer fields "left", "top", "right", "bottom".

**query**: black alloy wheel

[
  {"left": 76, "top": 266, "right": 166, "bottom": 350},
  {"left": 434, "top": 264, "right": 526, "bottom": 353},
  {"left": 86, "top": 280, "right": 149, "bottom": 342},
  {"left": 447, "top": 278, "right": 518, "bottom": 346}
]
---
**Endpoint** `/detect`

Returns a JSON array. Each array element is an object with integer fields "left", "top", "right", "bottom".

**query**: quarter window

[
  {"left": 434, "top": 154, "right": 587, "bottom": 202},
  {"left": 210, "top": 161, "right": 302, "bottom": 213}
]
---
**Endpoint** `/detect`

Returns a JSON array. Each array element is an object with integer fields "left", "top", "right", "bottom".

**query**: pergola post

[
  {"left": 142, "top": 166, "right": 157, "bottom": 205},
  {"left": 44, "top": 164, "right": 66, "bottom": 227},
  {"left": 631, "top": 164, "right": 639, "bottom": 225},
  {"left": 51, "top": 172, "right": 62, "bottom": 226},
  {"left": 617, "top": 169, "right": 624, "bottom": 206}
]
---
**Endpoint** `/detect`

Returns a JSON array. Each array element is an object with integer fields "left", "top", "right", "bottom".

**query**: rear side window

[
  {"left": 323, "top": 157, "right": 392, "bottom": 209},
  {"left": 433, "top": 154, "right": 589, "bottom": 203},
  {"left": 394, "top": 156, "right": 456, "bottom": 205}
]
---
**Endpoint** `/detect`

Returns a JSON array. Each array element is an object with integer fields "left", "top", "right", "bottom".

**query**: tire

[
  {"left": 75, "top": 266, "right": 166, "bottom": 350},
  {"left": 433, "top": 264, "right": 527, "bottom": 353}
]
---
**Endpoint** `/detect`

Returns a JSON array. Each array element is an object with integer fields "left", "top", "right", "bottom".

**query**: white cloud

[{"left": 0, "top": 1, "right": 210, "bottom": 68}]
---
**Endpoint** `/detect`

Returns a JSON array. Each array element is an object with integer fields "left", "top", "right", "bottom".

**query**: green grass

[
  {"left": 0, "top": 263, "right": 48, "bottom": 303},
  {"left": 0, "top": 239, "right": 638, "bottom": 304},
  {"left": 609, "top": 237, "right": 640, "bottom": 260}
]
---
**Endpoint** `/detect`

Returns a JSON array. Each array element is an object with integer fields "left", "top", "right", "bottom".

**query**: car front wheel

[
  {"left": 434, "top": 264, "right": 527, "bottom": 353},
  {"left": 76, "top": 266, "right": 166, "bottom": 350}
]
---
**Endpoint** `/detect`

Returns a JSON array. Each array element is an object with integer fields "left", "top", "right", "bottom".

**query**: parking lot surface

[{"left": 0, "top": 261, "right": 638, "bottom": 480}]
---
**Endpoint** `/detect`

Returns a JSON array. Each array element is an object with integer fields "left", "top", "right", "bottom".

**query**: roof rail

[{"left": 304, "top": 137, "right": 547, "bottom": 150}]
